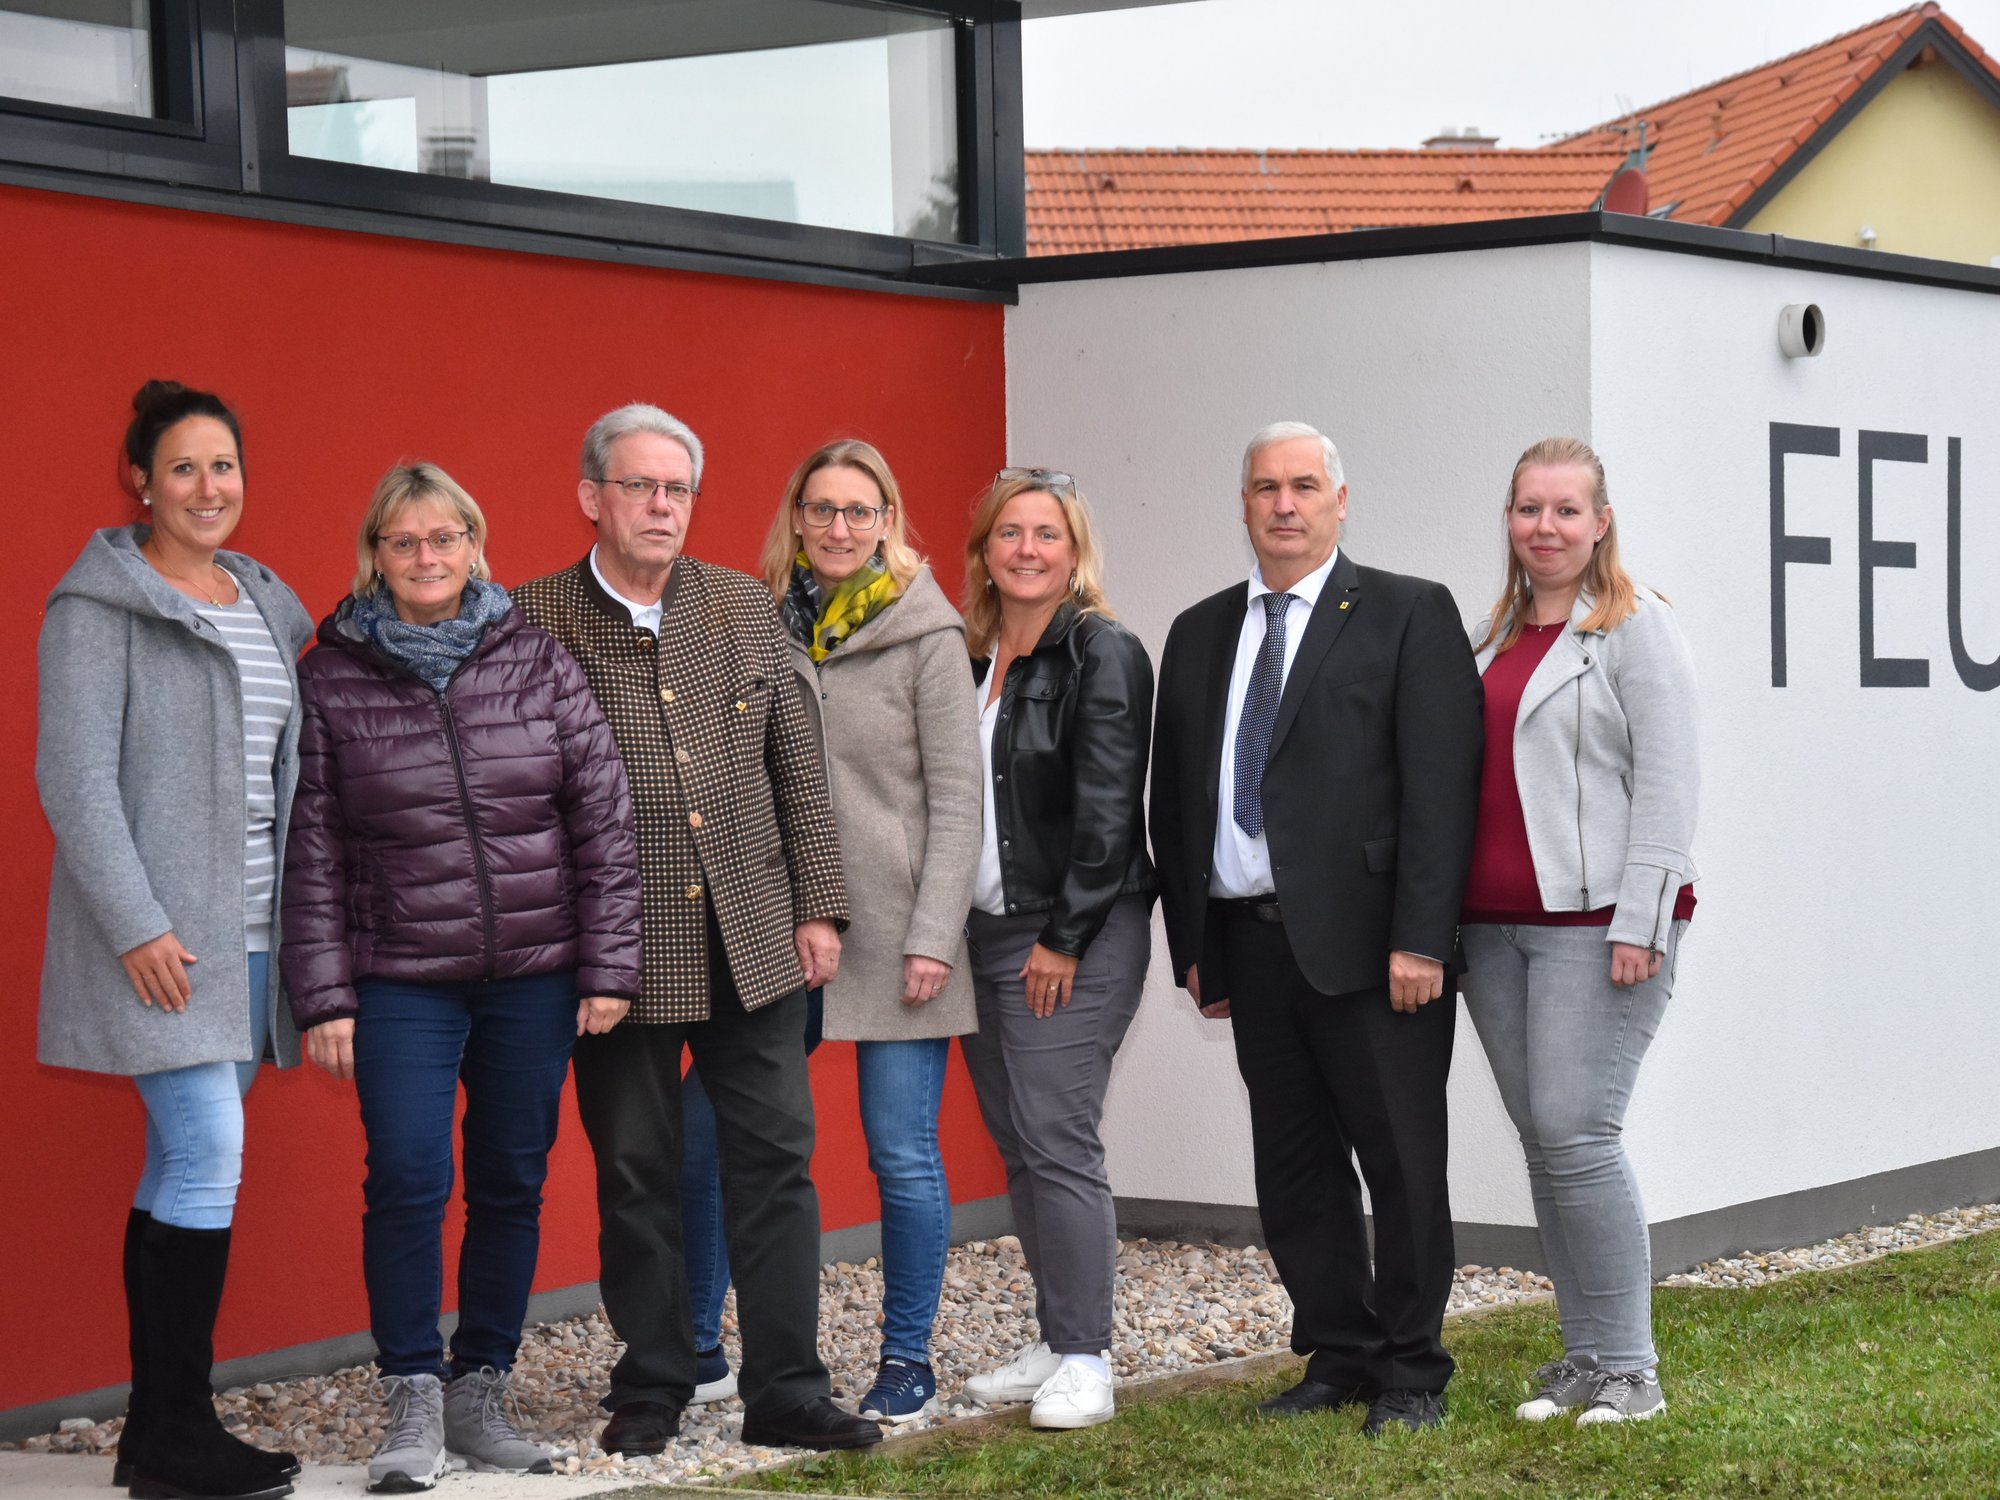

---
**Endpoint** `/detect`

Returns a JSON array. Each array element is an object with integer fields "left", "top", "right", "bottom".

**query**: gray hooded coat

[
  {"left": 785, "top": 566, "right": 982, "bottom": 1042},
  {"left": 37, "top": 525, "right": 314, "bottom": 1075}
]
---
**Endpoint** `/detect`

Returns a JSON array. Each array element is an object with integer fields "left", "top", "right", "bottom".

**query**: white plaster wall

[
  {"left": 1004, "top": 237, "right": 2000, "bottom": 1236},
  {"left": 1005, "top": 244, "right": 1597, "bottom": 1230},
  {"left": 1588, "top": 244, "right": 2000, "bottom": 1221}
]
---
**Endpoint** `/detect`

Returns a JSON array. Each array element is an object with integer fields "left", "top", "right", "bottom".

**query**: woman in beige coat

[{"left": 679, "top": 440, "right": 980, "bottom": 1424}]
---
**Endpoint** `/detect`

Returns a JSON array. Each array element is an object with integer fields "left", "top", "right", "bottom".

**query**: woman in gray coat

[
  {"left": 37, "top": 382, "right": 311, "bottom": 1500},
  {"left": 678, "top": 440, "right": 980, "bottom": 1425},
  {"left": 1460, "top": 436, "right": 1698, "bottom": 1431}
]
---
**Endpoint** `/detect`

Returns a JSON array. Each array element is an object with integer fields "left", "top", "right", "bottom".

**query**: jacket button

[
  {"left": 1006, "top": 903, "right": 1016, "bottom": 913},
  {"left": 675, "top": 748, "right": 691, "bottom": 765},
  {"left": 685, "top": 884, "right": 702, "bottom": 900},
  {"left": 660, "top": 688, "right": 675, "bottom": 703},
  {"left": 995, "top": 772, "right": 1004, "bottom": 782},
  {"left": 1001, "top": 839, "right": 1010, "bottom": 849},
  {"left": 688, "top": 811, "right": 703, "bottom": 828},
  {"left": 638, "top": 635, "right": 654, "bottom": 649}
]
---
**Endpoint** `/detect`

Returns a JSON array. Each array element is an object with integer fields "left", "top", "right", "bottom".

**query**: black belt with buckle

[{"left": 1210, "top": 896, "right": 1284, "bottom": 924}]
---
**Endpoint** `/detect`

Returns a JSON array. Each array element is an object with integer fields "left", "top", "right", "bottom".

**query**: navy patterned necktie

[{"left": 1232, "top": 591, "right": 1297, "bottom": 838}]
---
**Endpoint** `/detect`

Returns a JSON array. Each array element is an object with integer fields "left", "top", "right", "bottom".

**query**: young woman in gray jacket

[
  {"left": 1459, "top": 436, "right": 1699, "bottom": 1430},
  {"left": 37, "top": 382, "right": 311, "bottom": 1500}
]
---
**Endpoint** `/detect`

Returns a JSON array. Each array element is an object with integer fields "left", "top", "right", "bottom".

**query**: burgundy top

[{"left": 1463, "top": 621, "right": 1695, "bottom": 930}]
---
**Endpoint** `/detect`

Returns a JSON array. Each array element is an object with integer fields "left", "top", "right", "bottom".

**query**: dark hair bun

[{"left": 123, "top": 379, "right": 244, "bottom": 478}]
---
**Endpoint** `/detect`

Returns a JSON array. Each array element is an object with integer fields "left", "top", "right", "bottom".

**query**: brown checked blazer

[{"left": 515, "top": 556, "right": 848, "bottom": 1023}]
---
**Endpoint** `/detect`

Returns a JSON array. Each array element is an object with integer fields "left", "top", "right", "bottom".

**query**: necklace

[{"left": 142, "top": 541, "right": 233, "bottom": 606}]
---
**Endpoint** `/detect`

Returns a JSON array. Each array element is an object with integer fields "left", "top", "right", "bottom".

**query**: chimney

[{"left": 1422, "top": 126, "right": 1498, "bottom": 150}]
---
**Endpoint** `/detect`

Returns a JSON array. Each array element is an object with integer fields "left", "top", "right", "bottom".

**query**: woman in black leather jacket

[{"left": 956, "top": 468, "right": 1155, "bottom": 1432}]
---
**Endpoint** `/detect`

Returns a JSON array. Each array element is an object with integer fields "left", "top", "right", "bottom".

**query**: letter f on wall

[{"left": 1769, "top": 423, "right": 1838, "bottom": 688}]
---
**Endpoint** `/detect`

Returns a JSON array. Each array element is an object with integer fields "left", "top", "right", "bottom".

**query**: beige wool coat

[{"left": 789, "top": 566, "right": 981, "bottom": 1042}]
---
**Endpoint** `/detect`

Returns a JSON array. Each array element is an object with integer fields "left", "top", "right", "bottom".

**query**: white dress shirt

[
  {"left": 589, "top": 545, "right": 664, "bottom": 635},
  {"left": 1210, "top": 548, "right": 1340, "bottom": 898}
]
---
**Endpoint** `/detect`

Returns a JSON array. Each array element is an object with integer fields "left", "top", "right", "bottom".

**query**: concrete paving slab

[{"left": 0, "top": 1452, "right": 649, "bottom": 1500}]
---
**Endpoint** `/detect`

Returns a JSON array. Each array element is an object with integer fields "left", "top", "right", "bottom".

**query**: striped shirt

[{"left": 197, "top": 597, "right": 294, "bottom": 951}]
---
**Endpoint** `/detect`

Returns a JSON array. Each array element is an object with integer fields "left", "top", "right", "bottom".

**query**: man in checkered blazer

[{"left": 515, "top": 404, "right": 879, "bottom": 1455}]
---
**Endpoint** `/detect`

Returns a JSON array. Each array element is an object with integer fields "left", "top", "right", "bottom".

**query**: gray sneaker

[
  {"left": 1514, "top": 1357, "right": 1601, "bottom": 1422},
  {"left": 443, "top": 1367, "right": 554, "bottom": 1474},
  {"left": 369, "top": 1374, "right": 447, "bottom": 1493},
  {"left": 1576, "top": 1368, "right": 1666, "bottom": 1425}
]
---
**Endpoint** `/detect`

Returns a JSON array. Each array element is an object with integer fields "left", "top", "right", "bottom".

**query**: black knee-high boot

[
  {"left": 126, "top": 1220, "right": 292, "bottom": 1500},
  {"left": 114, "top": 1208, "right": 151, "bottom": 1487}
]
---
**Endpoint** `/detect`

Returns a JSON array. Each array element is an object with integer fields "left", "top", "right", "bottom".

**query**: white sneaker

[
  {"left": 1029, "top": 1362, "right": 1114, "bottom": 1430},
  {"left": 963, "top": 1341, "right": 1062, "bottom": 1405}
]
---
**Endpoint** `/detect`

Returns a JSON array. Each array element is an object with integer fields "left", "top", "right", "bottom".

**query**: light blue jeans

[
  {"left": 132, "top": 952, "right": 269, "bottom": 1231},
  {"left": 684, "top": 999, "right": 956, "bottom": 1365},
  {"left": 1461, "top": 921, "right": 1686, "bottom": 1374}
]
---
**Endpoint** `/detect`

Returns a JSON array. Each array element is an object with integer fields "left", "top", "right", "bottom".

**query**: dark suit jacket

[{"left": 1149, "top": 551, "right": 1483, "bottom": 1000}]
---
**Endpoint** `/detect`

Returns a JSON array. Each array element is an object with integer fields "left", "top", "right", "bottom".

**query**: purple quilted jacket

[{"left": 281, "top": 600, "right": 642, "bottom": 1029}]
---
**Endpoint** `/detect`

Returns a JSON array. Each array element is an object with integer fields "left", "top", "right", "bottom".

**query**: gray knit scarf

[{"left": 351, "top": 577, "right": 513, "bottom": 692}]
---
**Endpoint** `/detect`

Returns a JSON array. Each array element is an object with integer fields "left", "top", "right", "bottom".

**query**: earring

[
  {"left": 984, "top": 576, "right": 996, "bottom": 589},
  {"left": 141, "top": 494, "right": 152, "bottom": 507},
  {"left": 1069, "top": 571, "right": 1080, "bottom": 594}
]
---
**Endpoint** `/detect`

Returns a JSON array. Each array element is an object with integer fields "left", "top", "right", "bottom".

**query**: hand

[
  {"left": 119, "top": 932, "right": 197, "bottom": 1013},
  {"left": 307, "top": 1018, "right": 356, "bottom": 1081},
  {"left": 577, "top": 996, "right": 631, "bottom": 1034},
  {"left": 795, "top": 919, "right": 841, "bottom": 989},
  {"left": 1610, "top": 942, "right": 1663, "bottom": 987},
  {"left": 1019, "top": 943, "right": 1080, "bottom": 1019},
  {"left": 1186, "top": 963, "right": 1231, "bottom": 1020},
  {"left": 902, "top": 955, "right": 953, "bottom": 1007},
  {"left": 1388, "top": 951, "right": 1445, "bottom": 1013}
]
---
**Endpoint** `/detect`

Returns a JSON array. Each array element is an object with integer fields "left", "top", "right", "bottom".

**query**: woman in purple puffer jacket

[{"left": 282, "top": 462, "right": 641, "bottom": 1491}]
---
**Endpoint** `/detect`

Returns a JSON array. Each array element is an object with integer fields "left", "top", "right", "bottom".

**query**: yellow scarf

[{"left": 798, "top": 550, "right": 902, "bottom": 662}]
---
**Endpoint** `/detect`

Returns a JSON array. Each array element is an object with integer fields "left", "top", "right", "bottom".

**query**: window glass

[
  {"left": 283, "top": 0, "right": 963, "bottom": 241},
  {"left": 0, "top": 1, "right": 154, "bottom": 116}
]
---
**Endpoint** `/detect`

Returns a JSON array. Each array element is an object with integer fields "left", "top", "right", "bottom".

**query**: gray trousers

[
  {"left": 1461, "top": 920, "right": 1686, "bottom": 1373},
  {"left": 960, "top": 896, "right": 1150, "bottom": 1354}
]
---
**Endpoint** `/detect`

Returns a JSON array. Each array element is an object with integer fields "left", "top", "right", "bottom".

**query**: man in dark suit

[{"left": 1150, "top": 422, "right": 1482, "bottom": 1434}]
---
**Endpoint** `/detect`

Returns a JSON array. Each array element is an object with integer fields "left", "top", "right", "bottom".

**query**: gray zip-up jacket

[
  {"left": 1473, "top": 584, "right": 1698, "bottom": 950},
  {"left": 37, "top": 525, "right": 312, "bottom": 1075}
]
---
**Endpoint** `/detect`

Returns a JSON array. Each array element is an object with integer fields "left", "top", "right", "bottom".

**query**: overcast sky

[{"left": 1022, "top": 0, "right": 2000, "bottom": 150}]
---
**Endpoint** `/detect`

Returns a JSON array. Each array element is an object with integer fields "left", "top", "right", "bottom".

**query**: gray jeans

[
  {"left": 1461, "top": 920, "right": 1686, "bottom": 1373},
  {"left": 960, "top": 896, "right": 1150, "bottom": 1354}
]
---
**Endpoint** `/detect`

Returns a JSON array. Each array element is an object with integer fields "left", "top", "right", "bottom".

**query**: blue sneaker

[
  {"left": 858, "top": 1356, "right": 935, "bottom": 1424},
  {"left": 692, "top": 1346, "right": 737, "bottom": 1405}
]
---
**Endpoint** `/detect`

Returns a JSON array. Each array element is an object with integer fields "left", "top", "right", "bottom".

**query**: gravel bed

[{"left": 15, "top": 1202, "right": 1995, "bottom": 1486}]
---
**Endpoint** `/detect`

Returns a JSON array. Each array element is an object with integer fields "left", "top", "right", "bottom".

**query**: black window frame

[
  {"left": 0, "top": 0, "right": 240, "bottom": 188},
  {"left": 0, "top": 0, "right": 1027, "bottom": 287}
]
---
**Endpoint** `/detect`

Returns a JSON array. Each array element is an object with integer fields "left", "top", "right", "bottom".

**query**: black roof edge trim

[
  {"left": 907, "top": 210, "right": 2000, "bottom": 297},
  {"left": 0, "top": 164, "right": 1013, "bottom": 306}
]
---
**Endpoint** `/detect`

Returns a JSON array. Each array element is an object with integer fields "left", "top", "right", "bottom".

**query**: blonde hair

[
  {"left": 350, "top": 461, "right": 493, "bottom": 599},
  {"left": 960, "top": 471, "right": 1113, "bottom": 659},
  {"left": 756, "top": 440, "right": 923, "bottom": 599},
  {"left": 1475, "top": 437, "right": 1653, "bottom": 654}
]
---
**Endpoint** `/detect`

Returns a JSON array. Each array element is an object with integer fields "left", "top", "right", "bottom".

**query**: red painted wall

[{"left": 0, "top": 184, "right": 1009, "bottom": 1416}]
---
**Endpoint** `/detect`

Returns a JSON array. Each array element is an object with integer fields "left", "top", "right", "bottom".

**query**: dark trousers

[
  {"left": 572, "top": 913, "right": 828, "bottom": 1418},
  {"left": 352, "top": 970, "right": 578, "bottom": 1378},
  {"left": 1218, "top": 905, "right": 1458, "bottom": 1394}
]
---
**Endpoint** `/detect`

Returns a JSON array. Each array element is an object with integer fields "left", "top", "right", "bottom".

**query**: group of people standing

[{"left": 37, "top": 379, "right": 1697, "bottom": 1500}]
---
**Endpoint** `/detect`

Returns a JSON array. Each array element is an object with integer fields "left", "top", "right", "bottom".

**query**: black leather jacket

[{"left": 972, "top": 604, "right": 1157, "bottom": 957}]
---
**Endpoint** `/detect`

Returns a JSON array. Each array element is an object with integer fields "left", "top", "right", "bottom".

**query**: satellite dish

[{"left": 1603, "top": 167, "right": 1650, "bottom": 216}]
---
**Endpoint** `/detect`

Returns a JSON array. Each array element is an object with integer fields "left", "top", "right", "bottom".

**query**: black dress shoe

[
  {"left": 1362, "top": 1387, "right": 1446, "bottom": 1436},
  {"left": 1255, "top": 1376, "right": 1376, "bottom": 1416},
  {"left": 600, "top": 1400, "right": 682, "bottom": 1456},
  {"left": 739, "top": 1396, "right": 885, "bottom": 1451}
]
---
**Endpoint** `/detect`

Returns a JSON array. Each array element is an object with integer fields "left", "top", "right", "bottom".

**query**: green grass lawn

[{"left": 740, "top": 1231, "right": 2000, "bottom": 1499}]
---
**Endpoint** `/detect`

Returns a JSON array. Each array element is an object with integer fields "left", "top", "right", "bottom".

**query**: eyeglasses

[
  {"left": 996, "top": 466, "right": 1076, "bottom": 497},
  {"left": 796, "top": 500, "right": 887, "bottom": 531},
  {"left": 375, "top": 528, "right": 471, "bottom": 558},
  {"left": 595, "top": 476, "right": 699, "bottom": 503}
]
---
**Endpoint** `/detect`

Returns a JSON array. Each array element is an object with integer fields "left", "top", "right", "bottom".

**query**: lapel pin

[{"left": 1338, "top": 601, "right": 1351, "bottom": 611}]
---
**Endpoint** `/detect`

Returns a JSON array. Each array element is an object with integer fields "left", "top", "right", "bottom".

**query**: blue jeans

[
  {"left": 133, "top": 952, "right": 269, "bottom": 1230},
  {"left": 682, "top": 992, "right": 960, "bottom": 1365},
  {"left": 351, "top": 970, "right": 577, "bottom": 1378},
  {"left": 1461, "top": 921, "right": 1686, "bottom": 1374}
]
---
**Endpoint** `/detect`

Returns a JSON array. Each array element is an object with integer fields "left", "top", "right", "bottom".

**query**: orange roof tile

[
  {"left": 1025, "top": 147, "right": 1629, "bottom": 255},
  {"left": 1550, "top": 3, "right": 1999, "bottom": 224}
]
